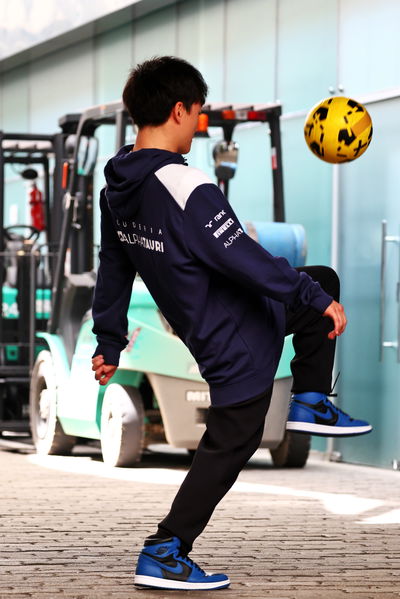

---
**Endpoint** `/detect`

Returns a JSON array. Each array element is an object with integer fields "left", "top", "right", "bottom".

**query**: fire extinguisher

[{"left": 29, "top": 182, "right": 45, "bottom": 231}]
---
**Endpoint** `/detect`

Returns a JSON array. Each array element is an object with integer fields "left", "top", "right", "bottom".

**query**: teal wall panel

[
  {"left": 30, "top": 40, "right": 94, "bottom": 133},
  {"left": 339, "top": 0, "right": 400, "bottom": 98},
  {"left": 1, "top": 65, "right": 29, "bottom": 131},
  {"left": 94, "top": 24, "right": 133, "bottom": 104},
  {"left": 133, "top": 5, "right": 177, "bottom": 64},
  {"left": 93, "top": 22, "right": 134, "bottom": 242},
  {"left": 282, "top": 116, "right": 332, "bottom": 266},
  {"left": 2, "top": 175, "right": 30, "bottom": 227},
  {"left": 277, "top": 0, "right": 337, "bottom": 112},
  {"left": 195, "top": 0, "right": 225, "bottom": 102},
  {"left": 228, "top": 124, "right": 273, "bottom": 222},
  {"left": 177, "top": 1, "right": 201, "bottom": 64},
  {"left": 225, "top": 0, "right": 276, "bottom": 103},
  {"left": 176, "top": 0, "right": 225, "bottom": 103},
  {"left": 1, "top": 65, "right": 31, "bottom": 224}
]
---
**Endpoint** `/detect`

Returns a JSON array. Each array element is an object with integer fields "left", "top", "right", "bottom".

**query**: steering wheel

[{"left": 3, "top": 225, "right": 41, "bottom": 243}]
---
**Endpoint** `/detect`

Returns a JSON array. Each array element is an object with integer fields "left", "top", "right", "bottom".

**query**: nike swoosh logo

[
  {"left": 144, "top": 552, "right": 192, "bottom": 581},
  {"left": 160, "top": 563, "right": 192, "bottom": 581},
  {"left": 293, "top": 399, "right": 339, "bottom": 426}
]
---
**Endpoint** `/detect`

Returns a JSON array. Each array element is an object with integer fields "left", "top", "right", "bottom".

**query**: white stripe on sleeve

[{"left": 155, "top": 164, "right": 214, "bottom": 210}]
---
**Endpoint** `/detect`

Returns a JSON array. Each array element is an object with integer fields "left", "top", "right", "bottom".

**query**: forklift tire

[
  {"left": 100, "top": 384, "right": 144, "bottom": 467},
  {"left": 269, "top": 431, "right": 311, "bottom": 468},
  {"left": 30, "top": 350, "right": 76, "bottom": 455}
]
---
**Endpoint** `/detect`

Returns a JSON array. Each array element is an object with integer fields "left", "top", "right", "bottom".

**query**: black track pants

[
  {"left": 157, "top": 388, "right": 273, "bottom": 552},
  {"left": 154, "top": 265, "right": 339, "bottom": 551},
  {"left": 287, "top": 266, "right": 340, "bottom": 394}
]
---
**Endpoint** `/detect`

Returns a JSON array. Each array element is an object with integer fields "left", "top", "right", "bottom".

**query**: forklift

[
  {"left": 0, "top": 120, "right": 80, "bottom": 434},
  {"left": 28, "top": 101, "right": 311, "bottom": 467}
]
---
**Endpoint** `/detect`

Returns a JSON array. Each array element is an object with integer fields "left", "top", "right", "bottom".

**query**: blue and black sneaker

[
  {"left": 286, "top": 392, "right": 372, "bottom": 437},
  {"left": 134, "top": 536, "right": 230, "bottom": 590}
]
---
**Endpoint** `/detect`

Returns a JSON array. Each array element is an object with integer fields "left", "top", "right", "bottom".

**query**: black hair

[{"left": 122, "top": 56, "right": 208, "bottom": 128}]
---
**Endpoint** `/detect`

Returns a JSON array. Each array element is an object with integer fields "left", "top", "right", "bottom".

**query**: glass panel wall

[
  {"left": 277, "top": 0, "right": 337, "bottom": 113},
  {"left": 339, "top": 0, "right": 400, "bottom": 98},
  {"left": 336, "top": 96, "right": 400, "bottom": 467}
]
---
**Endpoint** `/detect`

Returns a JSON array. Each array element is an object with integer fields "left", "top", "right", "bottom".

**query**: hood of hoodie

[{"left": 104, "top": 145, "right": 186, "bottom": 219}]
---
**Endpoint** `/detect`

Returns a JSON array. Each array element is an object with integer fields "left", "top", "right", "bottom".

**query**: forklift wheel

[
  {"left": 100, "top": 384, "right": 145, "bottom": 467},
  {"left": 30, "top": 350, "right": 76, "bottom": 455},
  {"left": 269, "top": 431, "right": 311, "bottom": 468}
]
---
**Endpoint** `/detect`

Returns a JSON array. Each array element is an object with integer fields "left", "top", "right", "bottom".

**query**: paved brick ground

[{"left": 1, "top": 439, "right": 400, "bottom": 599}]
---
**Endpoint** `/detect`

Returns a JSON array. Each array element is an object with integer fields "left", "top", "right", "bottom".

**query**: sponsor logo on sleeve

[
  {"left": 213, "top": 218, "right": 234, "bottom": 238},
  {"left": 204, "top": 209, "right": 226, "bottom": 229},
  {"left": 224, "top": 227, "right": 244, "bottom": 248},
  {"left": 203, "top": 209, "right": 243, "bottom": 248}
]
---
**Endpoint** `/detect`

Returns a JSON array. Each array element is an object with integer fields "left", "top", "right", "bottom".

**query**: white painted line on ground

[{"left": 27, "top": 453, "right": 387, "bottom": 520}]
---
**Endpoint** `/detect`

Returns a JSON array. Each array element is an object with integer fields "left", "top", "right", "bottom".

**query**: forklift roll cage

[
  {"left": 50, "top": 100, "right": 285, "bottom": 337},
  {"left": 0, "top": 122, "right": 80, "bottom": 432}
]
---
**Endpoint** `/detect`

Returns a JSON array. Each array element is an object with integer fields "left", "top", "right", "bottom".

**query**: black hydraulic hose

[
  {"left": 29, "top": 250, "right": 37, "bottom": 372},
  {"left": 47, "top": 190, "right": 75, "bottom": 334},
  {"left": 43, "top": 157, "right": 51, "bottom": 248},
  {"left": 218, "top": 179, "right": 229, "bottom": 201},
  {"left": 269, "top": 113, "right": 285, "bottom": 223}
]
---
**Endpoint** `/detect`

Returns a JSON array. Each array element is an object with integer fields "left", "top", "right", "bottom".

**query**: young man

[{"left": 91, "top": 56, "right": 372, "bottom": 591}]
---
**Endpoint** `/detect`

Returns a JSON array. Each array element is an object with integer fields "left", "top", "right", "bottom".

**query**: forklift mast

[
  {"left": 49, "top": 102, "right": 131, "bottom": 335},
  {"left": 199, "top": 103, "right": 285, "bottom": 222}
]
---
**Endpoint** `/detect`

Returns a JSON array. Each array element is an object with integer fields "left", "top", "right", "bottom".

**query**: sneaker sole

[
  {"left": 134, "top": 575, "right": 230, "bottom": 590},
  {"left": 286, "top": 422, "right": 373, "bottom": 437}
]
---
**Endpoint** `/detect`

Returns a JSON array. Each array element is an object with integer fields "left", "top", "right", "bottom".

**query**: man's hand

[
  {"left": 323, "top": 300, "right": 347, "bottom": 340},
  {"left": 92, "top": 355, "right": 117, "bottom": 385}
]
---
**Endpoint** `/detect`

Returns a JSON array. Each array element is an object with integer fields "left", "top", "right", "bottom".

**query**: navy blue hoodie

[{"left": 92, "top": 145, "right": 332, "bottom": 406}]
